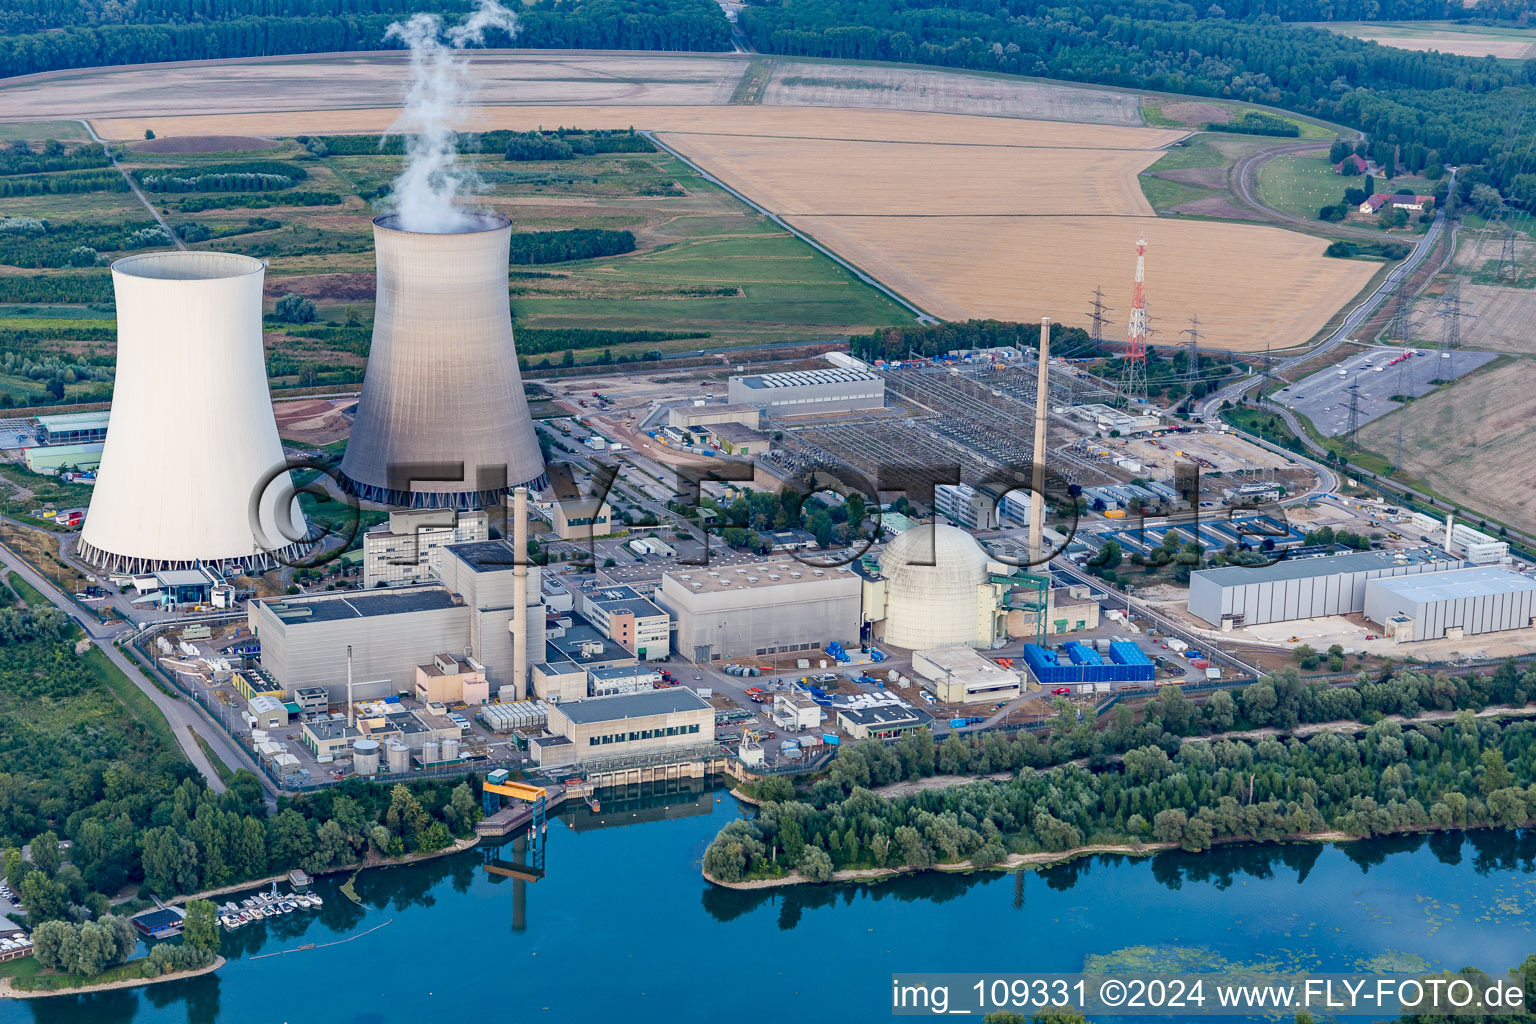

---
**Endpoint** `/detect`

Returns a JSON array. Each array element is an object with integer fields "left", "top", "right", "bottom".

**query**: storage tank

[
  {"left": 421, "top": 739, "right": 440, "bottom": 765},
  {"left": 78, "top": 250, "right": 307, "bottom": 573},
  {"left": 353, "top": 739, "right": 380, "bottom": 776},
  {"left": 339, "top": 215, "right": 546, "bottom": 509},
  {"left": 386, "top": 740, "right": 410, "bottom": 773},
  {"left": 440, "top": 736, "right": 460, "bottom": 762}
]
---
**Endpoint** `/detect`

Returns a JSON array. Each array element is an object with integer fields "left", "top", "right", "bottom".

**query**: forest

[
  {"left": 738, "top": 0, "right": 1536, "bottom": 201},
  {"left": 705, "top": 662, "right": 1536, "bottom": 882},
  {"left": 509, "top": 227, "right": 636, "bottom": 264},
  {"left": 0, "top": 0, "right": 730, "bottom": 78},
  {"left": 0, "top": 623, "right": 492, "bottom": 931}
]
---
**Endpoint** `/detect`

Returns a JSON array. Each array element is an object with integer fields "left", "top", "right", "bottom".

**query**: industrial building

[
  {"left": 660, "top": 560, "right": 862, "bottom": 663},
  {"left": 79, "top": 250, "right": 307, "bottom": 573},
  {"left": 666, "top": 402, "right": 762, "bottom": 431},
  {"left": 1068, "top": 403, "right": 1161, "bottom": 435},
  {"left": 340, "top": 214, "right": 546, "bottom": 509},
  {"left": 703, "top": 421, "right": 770, "bottom": 456},
  {"left": 576, "top": 583, "right": 671, "bottom": 661},
  {"left": 912, "top": 646, "right": 1023, "bottom": 704},
  {"left": 837, "top": 702, "right": 925, "bottom": 740},
  {"left": 934, "top": 483, "right": 999, "bottom": 531},
  {"left": 533, "top": 623, "right": 637, "bottom": 703},
  {"left": 1364, "top": 566, "right": 1536, "bottom": 642},
  {"left": 24, "top": 441, "right": 102, "bottom": 475},
  {"left": 254, "top": 588, "right": 470, "bottom": 701},
  {"left": 414, "top": 653, "right": 490, "bottom": 705},
  {"left": 551, "top": 497, "right": 613, "bottom": 540},
  {"left": 534, "top": 688, "right": 715, "bottom": 767},
  {"left": 428, "top": 539, "right": 547, "bottom": 697},
  {"left": 1406, "top": 511, "right": 1510, "bottom": 565},
  {"left": 1187, "top": 550, "right": 1462, "bottom": 628},
  {"left": 867, "top": 524, "right": 993, "bottom": 649},
  {"left": 726, "top": 368, "right": 885, "bottom": 417},
  {"left": 363, "top": 508, "right": 490, "bottom": 588},
  {"left": 34, "top": 411, "right": 109, "bottom": 446}
]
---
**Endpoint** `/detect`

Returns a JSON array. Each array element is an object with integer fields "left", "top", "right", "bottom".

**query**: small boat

[
  {"left": 294, "top": 895, "right": 312, "bottom": 908},
  {"left": 305, "top": 891, "right": 323, "bottom": 906},
  {"left": 279, "top": 901, "right": 295, "bottom": 913}
]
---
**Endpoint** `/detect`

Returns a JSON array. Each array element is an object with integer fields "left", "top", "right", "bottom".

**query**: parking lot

[{"left": 1274, "top": 345, "right": 1497, "bottom": 437}]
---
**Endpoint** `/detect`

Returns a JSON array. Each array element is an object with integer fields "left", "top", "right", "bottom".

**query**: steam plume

[{"left": 384, "top": 0, "right": 519, "bottom": 233}]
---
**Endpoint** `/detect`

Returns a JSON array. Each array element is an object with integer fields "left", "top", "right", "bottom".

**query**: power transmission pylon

[
  {"left": 1345, "top": 380, "right": 1362, "bottom": 449},
  {"left": 1084, "top": 285, "right": 1112, "bottom": 407},
  {"left": 1497, "top": 228, "right": 1520, "bottom": 282},
  {"left": 1394, "top": 362, "right": 1406, "bottom": 470},
  {"left": 1384, "top": 285, "right": 1408, "bottom": 344},
  {"left": 1260, "top": 339, "right": 1273, "bottom": 396},
  {"left": 1435, "top": 276, "right": 1474, "bottom": 351},
  {"left": 1180, "top": 313, "right": 1201, "bottom": 386},
  {"left": 1121, "top": 234, "right": 1148, "bottom": 408}
]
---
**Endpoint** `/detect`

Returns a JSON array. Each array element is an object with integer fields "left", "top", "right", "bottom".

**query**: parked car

[{"left": 1051, "top": 687, "right": 1072, "bottom": 696}]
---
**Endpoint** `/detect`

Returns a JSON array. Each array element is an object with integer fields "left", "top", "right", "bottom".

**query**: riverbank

[
  {"left": 165, "top": 834, "right": 481, "bottom": 907},
  {"left": 0, "top": 955, "right": 225, "bottom": 1000},
  {"left": 703, "top": 829, "right": 1384, "bottom": 890}
]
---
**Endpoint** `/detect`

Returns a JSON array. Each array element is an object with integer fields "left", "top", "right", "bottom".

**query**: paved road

[
  {"left": 1199, "top": 169, "right": 1456, "bottom": 422},
  {"left": 1229, "top": 136, "right": 1390, "bottom": 242},
  {"left": 0, "top": 544, "right": 275, "bottom": 800}
]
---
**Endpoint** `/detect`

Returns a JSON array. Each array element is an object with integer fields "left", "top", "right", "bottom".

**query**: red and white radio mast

[{"left": 1122, "top": 233, "right": 1148, "bottom": 407}]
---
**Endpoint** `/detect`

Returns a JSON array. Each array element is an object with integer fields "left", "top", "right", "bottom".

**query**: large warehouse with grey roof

[
  {"left": 1364, "top": 566, "right": 1536, "bottom": 642},
  {"left": 1187, "top": 550, "right": 1461, "bottom": 627}
]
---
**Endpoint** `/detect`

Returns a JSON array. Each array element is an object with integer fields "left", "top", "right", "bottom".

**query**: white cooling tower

[
  {"left": 340, "top": 214, "right": 546, "bottom": 509},
  {"left": 78, "top": 251, "right": 307, "bottom": 574}
]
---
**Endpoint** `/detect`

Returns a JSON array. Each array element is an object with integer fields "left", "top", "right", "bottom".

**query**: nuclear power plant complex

[{"left": 339, "top": 214, "right": 546, "bottom": 509}]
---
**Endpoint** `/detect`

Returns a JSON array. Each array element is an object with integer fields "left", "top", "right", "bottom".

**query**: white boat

[{"left": 305, "top": 891, "right": 323, "bottom": 906}]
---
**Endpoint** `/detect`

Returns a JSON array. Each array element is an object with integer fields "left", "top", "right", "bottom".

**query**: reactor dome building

[
  {"left": 875, "top": 523, "right": 994, "bottom": 649},
  {"left": 79, "top": 251, "right": 307, "bottom": 574},
  {"left": 339, "top": 214, "right": 546, "bottom": 509}
]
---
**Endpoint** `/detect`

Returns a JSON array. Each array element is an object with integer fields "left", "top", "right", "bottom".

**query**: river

[{"left": 4, "top": 783, "right": 1534, "bottom": 1024}]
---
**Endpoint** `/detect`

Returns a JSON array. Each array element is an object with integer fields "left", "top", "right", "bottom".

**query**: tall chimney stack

[
  {"left": 512, "top": 486, "right": 529, "bottom": 701},
  {"left": 346, "top": 644, "right": 355, "bottom": 728},
  {"left": 1029, "top": 316, "right": 1052, "bottom": 567},
  {"left": 1445, "top": 512, "right": 1455, "bottom": 554}
]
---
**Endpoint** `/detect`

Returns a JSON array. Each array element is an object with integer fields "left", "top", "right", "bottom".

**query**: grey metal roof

[
  {"left": 442, "top": 540, "right": 522, "bottom": 573},
  {"left": 555, "top": 688, "right": 710, "bottom": 724},
  {"left": 736, "top": 368, "right": 879, "bottom": 390},
  {"left": 1367, "top": 566, "right": 1536, "bottom": 604},
  {"left": 269, "top": 587, "right": 459, "bottom": 624},
  {"left": 1190, "top": 551, "right": 1440, "bottom": 587}
]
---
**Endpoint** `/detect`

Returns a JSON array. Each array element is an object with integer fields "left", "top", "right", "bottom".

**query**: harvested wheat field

[
  {"left": 1403, "top": 232, "right": 1536, "bottom": 354},
  {"left": 651, "top": 132, "right": 1161, "bottom": 216},
  {"left": 1358, "top": 357, "right": 1536, "bottom": 533},
  {"left": 784, "top": 215, "right": 1375, "bottom": 352},
  {"left": 1312, "top": 21, "right": 1536, "bottom": 59},
  {"left": 762, "top": 62, "right": 1144, "bottom": 124}
]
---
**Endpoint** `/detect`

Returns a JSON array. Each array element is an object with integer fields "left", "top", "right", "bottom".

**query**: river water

[{"left": 5, "top": 784, "right": 1535, "bottom": 1024}]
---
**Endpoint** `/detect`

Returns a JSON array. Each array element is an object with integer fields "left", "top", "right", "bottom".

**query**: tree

[
  {"left": 798, "top": 846, "right": 833, "bottom": 882},
  {"left": 1471, "top": 182, "right": 1505, "bottom": 217},
  {"left": 181, "top": 899, "right": 221, "bottom": 957},
  {"left": 273, "top": 292, "right": 316, "bottom": 324},
  {"left": 19, "top": 868, "right": 69, "bottom": 922},
  {"left": 1328, "top": 138, "right": 1350, "bottom": 164},
  {"left": 28, "top": 831, "right": 61, "bottom": 875},
  {"left": 30, "top": 919, "right": 79, "bottom": 971},
  {"left": 1480, "top": 748, "right": 1514, "bottom": 796},
  {"left": 144, "top": 129, "right": 155, "bottom": 140}
]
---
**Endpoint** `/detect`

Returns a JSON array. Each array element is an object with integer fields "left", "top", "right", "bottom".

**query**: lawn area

[
  {"left": 6, "top": 568, "right": 48, "bottom": 607},
  {"left": 1256, "top": 152, "right": 1348, "bottom": 220},
  {"left": 1, "top": 954, "right": 159, "bottom": 992},
  {"left": 0, "top": 120, "right": 89, "bottom": 142},
  {"left": 1139, "top": 175, "right": 1217, "bottom": 212},
  {"left": 1144, "top": 138, "right": 1225, "bottom": 172},
  {"left": 191, "top": 729, "right": 237, "bottom": 786},
  {"left": 1221, "top": 404, "right": 1307, "bottom": 453}
]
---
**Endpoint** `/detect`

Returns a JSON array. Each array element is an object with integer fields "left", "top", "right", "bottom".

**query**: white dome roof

[{"left": 878, "top": 523, "right": 990, "bottom": 650}]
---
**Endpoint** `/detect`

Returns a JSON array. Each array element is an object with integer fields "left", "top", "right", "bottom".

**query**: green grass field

[
  {"left": 0, "top": 120, "right": 90, "bottom": 142},
  {"left": 1256, "top": 153, "right": 1348, "bottom": 220},
  {"left": 6, "top": 569, "right": 48, "bottom": 607},
  {"left": 1139, "top": 175, "right": 1217, "bottom": 212}
]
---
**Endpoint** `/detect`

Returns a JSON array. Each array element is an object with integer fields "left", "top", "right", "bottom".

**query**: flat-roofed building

[
  {"left": 772, "top": 690, "right": 821, "bottom": 732},
  {"left": 838, "top": 703, "right": 924, "bottom": 740},
  {"left": 430, "top": 540, "right": 547, "bottom": 698},
  {"left": 533, "top": 623, "right": 636, "bottom": 703},
  {"left": 727, "top": 368, "right": 884, "bottom": 417},
  {"left": 24, "top": 441, "right": 103, "bottom": 475},
  {"left": 302, "top": 717, "right": 361, "bottom": 760},
  {"left": 34, "top": 411, "right": 109, "bottom": 446},
  {"left": 364, "top": 508, "right": 489, "bottom": 588},
  {"left": 577, "top": 583, "right": 671, "bottom": 661},
  {"left": 659, "top": 560, "right": 862, "bottom": 663},
  {"left": 254, "top": 587, "right": 470, "bottom": 701},
  {"left": 415, "top": 653, "right": 490, "bottom": 705},
  {"left": 703, "top": 421, "right": 770, "bottom": 456},
  {"left": 667, "top": 402, "right": 763, "bottom": 431},
  {"left": 541, "top": 688, "right": 714, "bottom": 765},
  {"left": 912, "top": 645, "right": 1022, "bottom": 704},
  {"left": 1187, "top": 550, "right": 1462, "bottom": 628},
  {"left": 292, "top": 686, "right": 329, "bottom": 716},
  {"left": 1365, "top": 566, "right": 1536, "bottom": 642},
  {"left": 934, "top": 483, "right": 999, "bottom": 531},
  {"left": 587, "top": 664, "right": 659, "bottom": 696}
]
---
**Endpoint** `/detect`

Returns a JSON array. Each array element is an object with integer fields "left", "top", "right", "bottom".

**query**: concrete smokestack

[
  {"left": 79, "top": 251, "right": 306, "bottom": 573},
  {"left": 512, "top": 485, "right": 529, "bottom": 700},
  {"left": 340, "top": 214, "right": 546, "bottom": 509},
  {"left": 1029, "top": 316, "right": 1051, "bottom": 567},
  {"left": 347, "top": 644, "right": 355, "bottom": 728},
  {"left": 1445, "top": 512, "right": 1455, "bottom": 553}
]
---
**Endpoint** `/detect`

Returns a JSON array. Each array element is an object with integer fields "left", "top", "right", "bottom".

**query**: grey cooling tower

[{"left": 340, "top": 214, "right": 546, "bottom": 509}]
